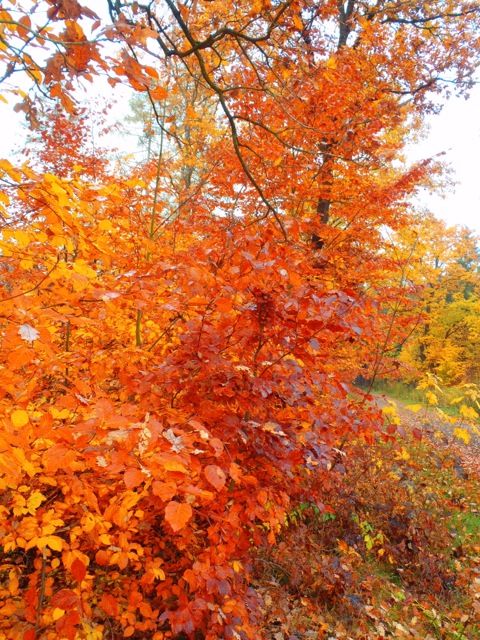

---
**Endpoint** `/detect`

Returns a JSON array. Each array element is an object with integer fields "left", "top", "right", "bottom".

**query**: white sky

[
  {"left": 408, "top": 84, "right": 480, "bottom": 233},
  {"left": 0, "top": 82, "right": 479, "bottom": 233}
]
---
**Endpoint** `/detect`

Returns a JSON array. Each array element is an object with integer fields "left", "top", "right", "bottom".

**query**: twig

[{"left": 35, "top": 546, "right": 48, "bottom": 633}]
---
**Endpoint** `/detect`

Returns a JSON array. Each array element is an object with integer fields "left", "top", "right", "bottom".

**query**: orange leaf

[
  {"left": 152, "top": 481, "right": 177, "bottom": 501},
  {"left": 257, "top": 490, "right": 268, "bottom": 506},
  {"left": 229, "top": 462, "right": 243, "bottom": 482},
  {"left": 150, "top": 85, "right": 168, "bottom": 100},
  {"left": 124, "top": 468, "right": 144, "bottom": 489},
  {"left": 164, "top": 501, "right": 192, "bottom": 532},
  {"left": 210, "top": 438, "right": 224, "bottom": 457},
  {"left": 95, "top": 550, "right": 109, "bottom": 566},
  {"left": 188, "top": 296, "right": 209, "bottom": 305},
  {"left": 215, "top": 298, "right": 232, "bottom": 313},
  {"left": 204, "top": 465, "right": 226, "bottom": 491}
]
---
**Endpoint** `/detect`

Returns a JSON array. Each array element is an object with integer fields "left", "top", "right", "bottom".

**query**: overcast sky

[
  {"left": 407, "top": 84, "right": 480, "bottom": 234},
  {"left": 1, "top": 83, "right": 479, "bottom": 234}
]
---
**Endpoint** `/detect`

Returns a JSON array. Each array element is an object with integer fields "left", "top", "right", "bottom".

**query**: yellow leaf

[
  {"left": 394, "top": 447, "right": 410, "bottom": 461},
  {"left": 27, "top": 491, "right": 46, "bottom": 513},
  {"left": 325, "top": 56, "right": 337, "bottom": 70},
  {"left": 162, "top": 460, "right": 188, "bottom": 473},
  {"left": 459, "top": 405, "right": 479, "bottom": 420},
  {"left": 98, "top": 219, "right": 113, "bottom": 231},
  {"left": 44, "top": 535, "right": 64, "bottom": 552},
  {"left": 52, "top": 607, "right": 65, "bottom": 621},
  {"left": 405, "top": 404, "right": 422, "bottom": 413},
  {"left": 425, "top": 391, "right": 438, "bottom": 406},
  {"left": 50, "top": 408, "right": 70, "bottom": 419},
  {"left": 454, "top": 427, "right": 471, "bottom": 445},
  {"left": 11, "top": 409, "right": 29, "bottom": 427},
  {"left": 73, "top": 260, "right": 97, "bottom": 279},
  {"left": 0, "top": 159, "right": 21, "bottom": 182},
  {"left": 13, "top": 229, "right": 30, "bottom": 247},
  {"left": 81, "top": 512, "right": 96, "bottom": 533},
  {"left": 50, "top": 235, "right": 74, "bottom": 251},
  {"left": 125, "top": 178, "right": 145, "bottom": 188}
]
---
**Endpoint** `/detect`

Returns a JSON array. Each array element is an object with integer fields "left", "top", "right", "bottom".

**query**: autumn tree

[
  {"left": 0, "top": 1, "right": 480, "bottom": 638},
  {"left": 390, "top": 214, "right": 480, "bottom": 384}
]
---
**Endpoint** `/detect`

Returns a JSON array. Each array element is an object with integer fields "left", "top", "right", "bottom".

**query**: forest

[{"left": 1, "top": 1, "right": 480, "bottom": 638}]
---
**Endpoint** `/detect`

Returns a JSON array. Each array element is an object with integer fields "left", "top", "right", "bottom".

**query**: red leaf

[
  {"left": 70, "top": 558, "right": 86, "bottom": 583},
  {"left": 204, "top": 465, "right": 226, "bottom": 491},
  {"left": 50, "top": 589, "right": 79, "bottom": 611},
  {"left": 23, "top": 630, "right": 36, "bottom": 640},
  {"left": 100, "top": 593, "right": 118, "bottom": 617},
  {"left": 164, "top": 501, "right": 193, "bottom": 532},
  {"left": 56, "top": 610, "right": 80, "bottom": 640},
  {"left": 124, "top": 467, "right": 144, "bottom": 489}
]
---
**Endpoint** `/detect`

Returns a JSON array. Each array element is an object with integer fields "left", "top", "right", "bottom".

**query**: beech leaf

[
  {"left": 100, "top": 593, "right": 118, "bottom": 617},
  {"left": 18, "top": 324, "right": 40, "bottom": 343},
  {"left": 71, "top": 558, "right": 87, "bottom": 583},
  {"left": 50, "top": 589, "right": 79, "bottom": 611},
  {"left": 164, "top": 501, "right": 192, "bottom": 532},
  {"left": 204, "top": 465, "right": 227, "bottom": 491},
  {"left": 11, "top": 409, "right": 29, "bottom": 428}
]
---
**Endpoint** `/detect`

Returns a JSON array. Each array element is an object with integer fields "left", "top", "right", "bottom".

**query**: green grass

[{"left": 448, "top": 511, "right": 480, "bottom": 547}]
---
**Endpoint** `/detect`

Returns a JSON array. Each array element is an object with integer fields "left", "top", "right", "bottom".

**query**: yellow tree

[{"left": 387, "top": 214, "right": 480, "bottom": 384}]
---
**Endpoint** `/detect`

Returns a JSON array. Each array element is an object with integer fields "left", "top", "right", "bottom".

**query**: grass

[{"left": 448, "top": 511, "right": 480, "bottom": 547}]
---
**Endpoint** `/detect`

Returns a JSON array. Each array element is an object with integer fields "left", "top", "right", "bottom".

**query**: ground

[{"left": 254, "top": 397, "right": 480, "bottom": 639}]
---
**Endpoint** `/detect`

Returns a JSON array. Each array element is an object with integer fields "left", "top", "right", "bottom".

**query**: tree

[
  {"left": 0, "top": 1, "right": 480, "bottom": 638},
  {"left": 391, "top": 215, "right": 480, "bottom": 384}
]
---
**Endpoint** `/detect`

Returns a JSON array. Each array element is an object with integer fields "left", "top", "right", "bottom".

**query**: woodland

[{"left": 1, "top": 1, "right": 480, "bottom": 639}]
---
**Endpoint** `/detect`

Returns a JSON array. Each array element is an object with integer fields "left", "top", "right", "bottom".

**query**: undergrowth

[
  {"left": 370, "top": 379, "right": 480, "bottom": 423},
  {"left": 253, "top": 424, "right": 480, "bottom": 639}
]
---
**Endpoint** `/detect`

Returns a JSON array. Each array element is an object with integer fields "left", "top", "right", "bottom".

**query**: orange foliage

[{"left": 0, "top": 1, "right": 479, "bottom": 638}]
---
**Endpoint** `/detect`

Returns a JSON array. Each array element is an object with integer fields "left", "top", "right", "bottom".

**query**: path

[{"left": 373, "top": 394, "right": 480, "bottom": 478}]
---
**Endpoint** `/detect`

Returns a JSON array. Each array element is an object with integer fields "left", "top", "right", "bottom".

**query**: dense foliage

[{"left": 0, "top": 1, "right": 480, "bottom": 638}]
